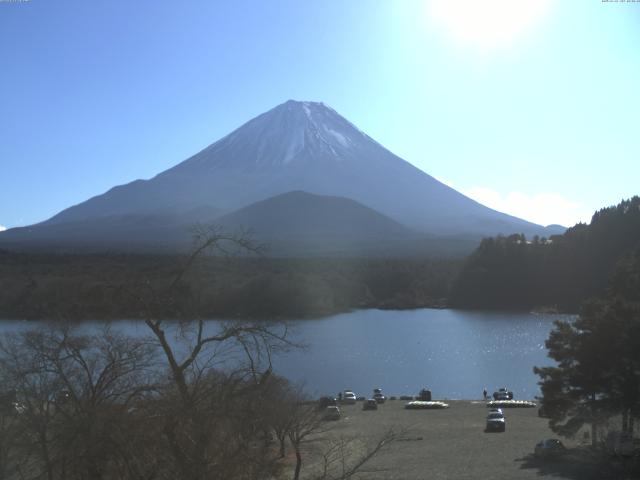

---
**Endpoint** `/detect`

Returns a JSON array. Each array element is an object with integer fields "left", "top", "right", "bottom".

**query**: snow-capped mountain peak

[{"left": 170, "top": 100, "right": 374, "bottom": 171}]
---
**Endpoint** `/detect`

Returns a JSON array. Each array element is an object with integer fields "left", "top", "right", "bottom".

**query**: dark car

[
  {"left": 318, "top": 396, "right": 337, "bottom": 410},
  {"left": 373, "top": 388, "right": 386, "bottom": 403},
  {"left": 485, "top": 412, "right": 506, "bottom": 432},
  {"left": 538, "top": 404, "right": 550, "bottom": 418},
  {"left": 493, "top": 388, "right": 513, "bottom": 400},
  {"left": 534, "top": 439, "right": 566, "bottom": 458},
  {"left": 362, "top": 399, "right": 378, "bottom": 410},
  {"left": 418, "top": 388, "right": 432, "bottom": 401},
  {"left": 0, "top": 390, "right": 17, "bottom": 413},
  {"left": 55, "top": 390, "right": 72, "bottom": 404}
]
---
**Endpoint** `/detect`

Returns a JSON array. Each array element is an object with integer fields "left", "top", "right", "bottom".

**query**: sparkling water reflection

[
  {"left": 272, "top": 309, "right": 572, "bottom": 400},
  {"left": 0, "top": 309, "right": 574, "bottom": 400}
]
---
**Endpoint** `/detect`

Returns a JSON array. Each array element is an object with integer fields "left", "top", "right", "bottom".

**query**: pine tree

[{"left": 534, "top": 249, "right": 640, "bottom": 446}]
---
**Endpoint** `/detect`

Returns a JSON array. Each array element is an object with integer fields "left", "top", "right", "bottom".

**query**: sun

[{"left": 427, "top": 0, "right": 553, "bottom": 52}]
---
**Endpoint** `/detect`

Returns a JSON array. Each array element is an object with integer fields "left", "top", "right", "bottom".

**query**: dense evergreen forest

[
  {"left": 450, "top": 197, "right": 640, "bottom": 311},
  {"left": 0, "top": 251, "right": 458, "bottom": 320},
  {"left": 535, "top": 246, "right": 640, "bottom": 449}
]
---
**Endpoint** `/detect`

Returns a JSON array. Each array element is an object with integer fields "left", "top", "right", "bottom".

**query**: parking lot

[{"left": 305, "top": 399, "right": 633, "bottom": 480}]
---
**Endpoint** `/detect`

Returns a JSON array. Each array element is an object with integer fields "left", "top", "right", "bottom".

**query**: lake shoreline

[{"left": 0, "top": 302, "right": 577, "bottom": 323}]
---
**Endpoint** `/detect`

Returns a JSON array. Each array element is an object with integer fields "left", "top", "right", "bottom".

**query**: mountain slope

[
  {"left": 218, "top": 190, "right": 412, "bottom": 237},
  {"left": 0, "top": 190, "right": 486, "bottom": 256},
  {"left": 0, "top": 206, "right": 222, "bottom": 252},
  {"left": 41, "top": 100, "right": 556, "bottom": 237},
  {"left": 215, "top": 191, "right": 423, "bottom": 256},
  {"left": 1, "top": 100, "right": 564, "bottom": 254}
]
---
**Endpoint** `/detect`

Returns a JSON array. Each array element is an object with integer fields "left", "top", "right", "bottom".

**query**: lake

[{"left": 0, "top": 309, "right": 572, "bottom": 400}]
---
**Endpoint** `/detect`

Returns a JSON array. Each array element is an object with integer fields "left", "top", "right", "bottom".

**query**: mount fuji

[{"left": 0, "top": 100, "right": 563, "bottom": 254}]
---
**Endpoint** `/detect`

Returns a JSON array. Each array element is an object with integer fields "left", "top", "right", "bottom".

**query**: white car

[
  {"left": 342, "top": 391, "right": 357, "bottom": 404},
  {"left": 323, "top": 406, "right": 341, "bottom": 420}
]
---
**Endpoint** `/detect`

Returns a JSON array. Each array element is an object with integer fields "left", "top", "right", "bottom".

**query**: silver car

[
  {"left": 342, "top": 391, "right": 357, "bottom": 404},
  {"left": 323, "top": 406, "right": 341, "bottom": 420}
]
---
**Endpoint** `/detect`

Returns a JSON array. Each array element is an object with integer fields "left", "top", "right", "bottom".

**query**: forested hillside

[
  {"left": 450, "top": 197, "right": 640, "bottom": 311},
  {"left": 0, "top": 252, "right": 458, "bottom": 320}
]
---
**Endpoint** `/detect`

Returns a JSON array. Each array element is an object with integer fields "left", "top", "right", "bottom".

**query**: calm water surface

[{"left": 1, "top": 309, "right": 572, "bottom": 400}]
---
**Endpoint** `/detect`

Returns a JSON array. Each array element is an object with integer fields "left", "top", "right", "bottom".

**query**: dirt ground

[{"left": 304, "top": 399, "right": 638, "bottom": 480}]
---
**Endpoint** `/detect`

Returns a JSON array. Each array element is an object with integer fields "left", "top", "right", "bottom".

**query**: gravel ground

[{"left": 304, "top": 399, "right": 636, "bottom": 480}]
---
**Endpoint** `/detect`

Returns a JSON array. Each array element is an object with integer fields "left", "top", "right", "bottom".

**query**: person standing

[{"left": 483, "top": 388, "right": 488, "bottom": 400}]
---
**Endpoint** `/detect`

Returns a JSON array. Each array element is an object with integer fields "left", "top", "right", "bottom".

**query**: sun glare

[{"left": 427, "top": 0, "right": 553, "bottom": 51}]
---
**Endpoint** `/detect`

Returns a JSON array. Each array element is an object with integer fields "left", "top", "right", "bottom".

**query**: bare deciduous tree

[
  {"left": 0, "top": 325, "right": 158, "bottom": 480},
  {"left": 284, "top": 395, "right": 405, "bottom": 480},
  {"left": 131, "top": 226, "right": 295, "bottom": 480},
  {"left": 311, "top": 428, "right": 405, "bottom": 480}
]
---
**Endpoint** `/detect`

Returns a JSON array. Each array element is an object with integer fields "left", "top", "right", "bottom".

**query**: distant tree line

[
  {"left": 0, "top": 249, "right": 459, "bottom": 320},
  {"left": 450, "top": 196, "right": 640, "bottom": 311}
]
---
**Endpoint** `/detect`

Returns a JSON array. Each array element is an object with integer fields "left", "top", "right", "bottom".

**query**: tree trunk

[
  {"left": 590, "top": 393, "right": 597, "bottom": 449},
  {"left": 622, "top": 409, "right": 629, "bottom": 434},
  {"left": 279, "top": 437, "right": 286, "bottom": 458},
  {"left": 293, "top": 445, "right": 302, "bottom": 480},
  {"left": 39, "top": 427, "right": 55, "bottom": 480}
]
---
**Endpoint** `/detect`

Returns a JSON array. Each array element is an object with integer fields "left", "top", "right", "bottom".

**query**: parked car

[
  {"left": 323, "top": 406, "right": 341, "bottom": 420},
  {"left": 493, "top": 388, "right": 513, "bottom": 400},
  {"left": 538, "top": 404, "right": 550, "bottom": 418},
  {"left": 362, "top": 399, "right": 378, "bottom": 410},
  {"left": 0, "top": 391, "right": 23, "bottom": 414},
  {"left": 317, "top": 396, "right": 337, "bottom": 410},
  {"left": 418, "top": 388, "right": 432, "bottom": 401},
  {"left": 534, "top": 439, "right": 566, "bottom": 458},
  {"left": 55, "top": 390, "right": 72, "bottom": 405},
  {"left": 373, "top": 389, "right": 386, "bottom": 404},
  {"left": 606, "top": 431, "right": 634, "bottom": 457},
  {"left": 485, "top": 412, "right": 506, "bottom": 432},
  {"left": 342, "top": 391, "right": 357, "bottom": 405}
]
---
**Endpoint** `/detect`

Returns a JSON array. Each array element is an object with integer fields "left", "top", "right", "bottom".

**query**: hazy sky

[{"left": 1, "top": 0, "right": 639, "bottom": 230}]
